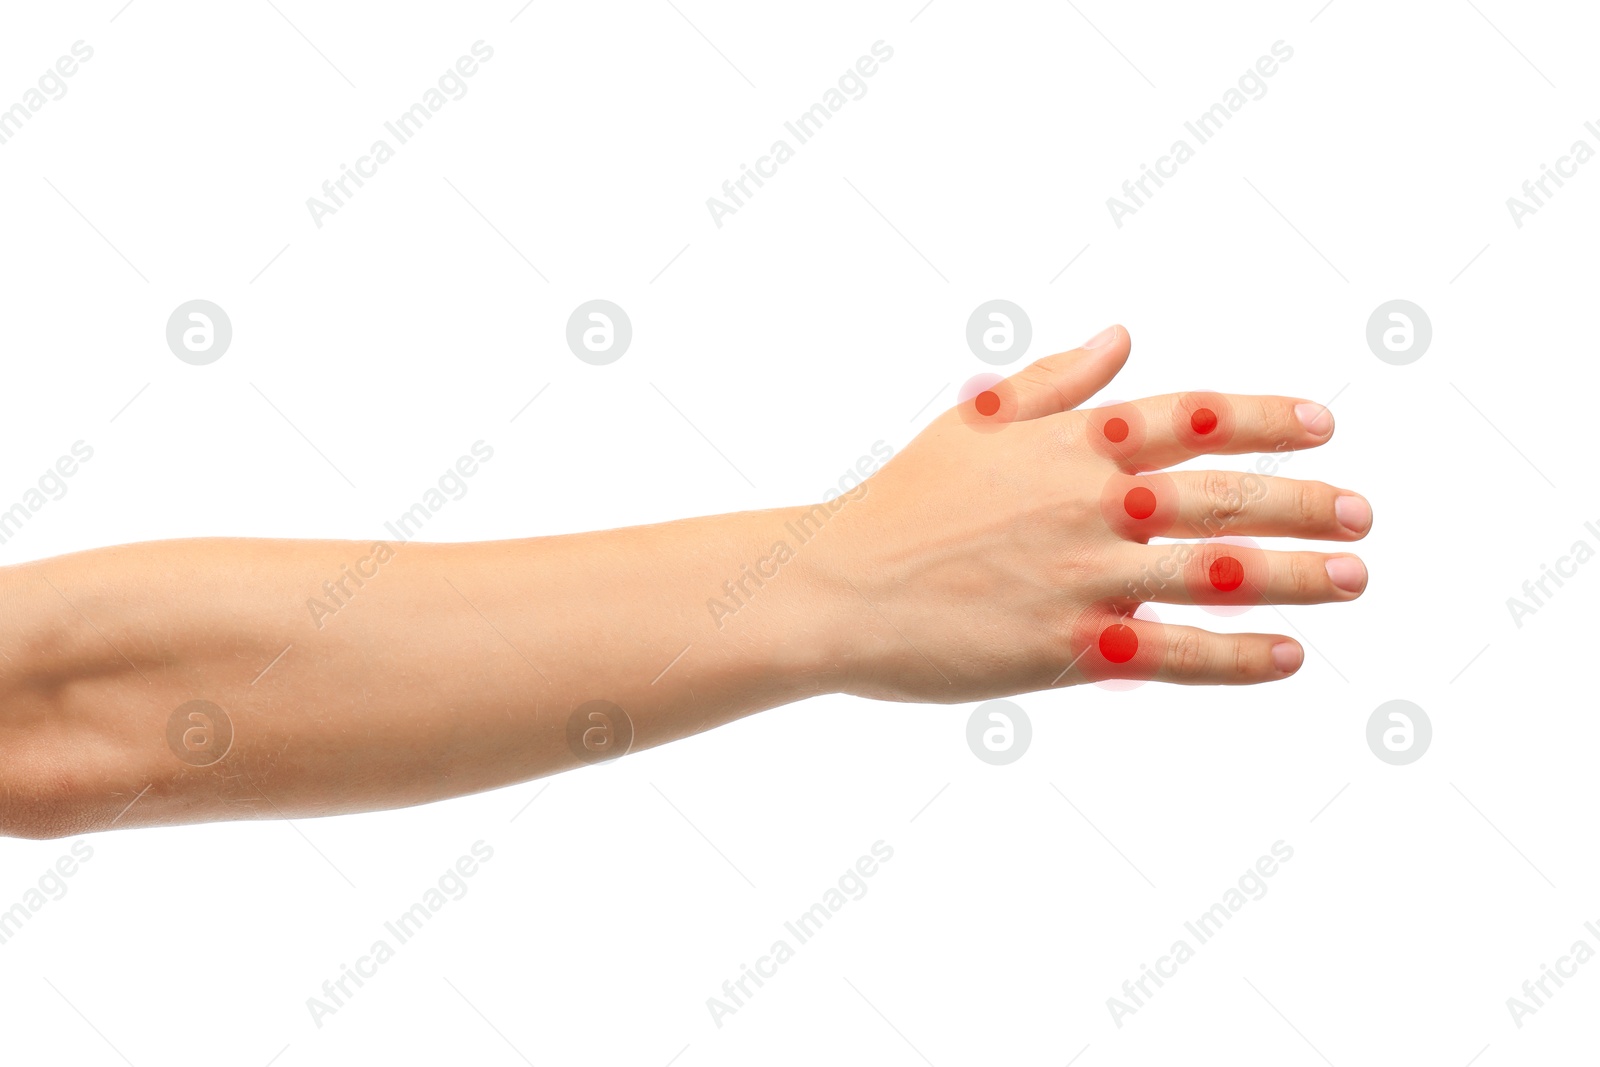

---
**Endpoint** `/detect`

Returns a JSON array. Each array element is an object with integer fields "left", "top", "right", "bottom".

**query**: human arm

[{"left": 0, "top": 326, "right": 1369, "bottom": 838}]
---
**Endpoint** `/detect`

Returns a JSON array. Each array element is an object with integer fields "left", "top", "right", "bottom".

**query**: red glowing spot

[
  {"left": 1209, "top": 556, "right": 1245, "bottom": 592},
  {"left": 1191, "top": 408, "right": 1219, "bottom": 435},
  {"left": 958, "top": 374, "right": 1013, "bottom": 434},
  {"left": 1099, "top": 624, "right": 1139, "bottom": 663},
  {"left": 1104, "top": 417, "right": 1129, "bottom": 443},
  {"left": 1124, "top": 486, "right": 1157, "bottom": 520}
]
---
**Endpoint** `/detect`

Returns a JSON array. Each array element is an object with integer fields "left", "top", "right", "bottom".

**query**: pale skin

[{"left": 0, "top": 326, "right": 1370, "bottom": 839}]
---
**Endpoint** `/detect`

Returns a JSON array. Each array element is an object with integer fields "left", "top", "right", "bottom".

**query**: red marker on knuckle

[
  {"left": 1087, "top": 402, "right": 1147, "bottom": 464},
  {"left": 957, "top": 374, "right": 1017, "bottom": 433},
  {"left": 1172, "top": 392, "right": 1235, "bottom": 451},
  {"left": 1208, "top": 555, "right": 1245, "bottom": 592},
  {"left": 1099, "top": 623, "right": 1138, "bottom": 662},
  {"left": 1182, "top": 538, "right": 1268, "bottom": 612},
  {"left": 1067, "top": 604, "right": 1162, "bottom": 686},
  {"left": 1099, "top": 472, "right": 1178, "bottom": 540}
]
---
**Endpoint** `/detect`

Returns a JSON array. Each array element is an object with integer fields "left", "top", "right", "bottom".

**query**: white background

[{"left": 0, "top": 1, "right": 1594, "bottom": 1063}]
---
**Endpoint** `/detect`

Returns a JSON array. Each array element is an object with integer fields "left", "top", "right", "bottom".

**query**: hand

[{"left": 814, "top": 325, "right": 1371, "bottom": 703}]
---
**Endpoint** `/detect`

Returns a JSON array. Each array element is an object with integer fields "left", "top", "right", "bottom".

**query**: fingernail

[
  {"left": 1271, "top": 641, "right": 1303, "bottom": 674},
  {"left": 1325, "top": 556, "right": 1367, "bottom": 593},
  {"left": 1083, "top": 325, "right": 1118, "bottom": 350},
  {"left": 1335, "top": 494, "right": 1372, "bottom": 533},
  {"left": 1295, "top": 402, "right": 1333, "bottom": 436}
]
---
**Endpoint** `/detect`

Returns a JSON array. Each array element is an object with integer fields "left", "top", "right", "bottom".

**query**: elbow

[
  {"left": 0, "top": 755, "right": 95, "bottom": 841},
  {"left": 0, "top": 583, "right": 138, "bottom": 840}
]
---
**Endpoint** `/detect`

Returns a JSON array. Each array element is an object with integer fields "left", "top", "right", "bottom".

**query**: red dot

[
  {"left": 1209, "top": 556, "right": 1245, "bottom": 592},
  {"left": 1124, "top": 486, "right": 1157, "bottom": 520},
  {"left": 1104, "top": 417, "right": 1129, "bottom": 443},
  {"left": 975, "top": 390, "right": 1000, "bottom": 416},
  {"left": 1099, "top": 624, "right": 1138, "bottom": 663},
  {"left": 1191, "top": 408, "right": 1218, "bottom": 435}
]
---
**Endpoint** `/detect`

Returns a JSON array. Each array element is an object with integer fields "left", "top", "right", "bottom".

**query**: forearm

[
  {"left": 1, "top": 329, "right": 1371, "bottom": 839},
  {"left": 0, "top": 507, "right": 850, "bottom": 837}
]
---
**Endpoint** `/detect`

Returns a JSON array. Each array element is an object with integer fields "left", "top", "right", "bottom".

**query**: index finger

[{"left": 1082, "top": 392, "right": 1335, "bottom": 471}]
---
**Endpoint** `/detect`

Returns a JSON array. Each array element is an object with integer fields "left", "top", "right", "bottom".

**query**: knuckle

[
  {"left": 1058, "top": 490, "right": 1101, "bottom": 528},
  {"left": 1288, "top": 553, "right": 1322, "bottom": 598},
  {"left": 1292, "top": 481, "right": 1326, "bottom": 528},
  {"left": 1051, "top": 548, "right": 1097, "bottom": 590},
  {"left": 1167, "top": 630, "right": 1207, "bottom": 678},
  {"left": 1201, "top": 470, "right": 1244, "bottom": 523},
  {"left": 1014, "top": 363, "right": 1050, "bottom": 390},
  {"left": 1262, "top": 401, "right": 1299, "bottom": 448},
  {"left": 1015, "top": 363, "right": 1066, "bottom": 407}
]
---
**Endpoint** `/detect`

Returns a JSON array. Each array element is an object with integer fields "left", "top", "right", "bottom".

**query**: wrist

[{"left": 699, "top": 502, "right": 862, "bottom": 701}]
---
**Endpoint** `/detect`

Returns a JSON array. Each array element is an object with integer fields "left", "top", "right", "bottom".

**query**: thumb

[{"left": 982, "top": 325, "right": 1131, "bottom": 422}]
